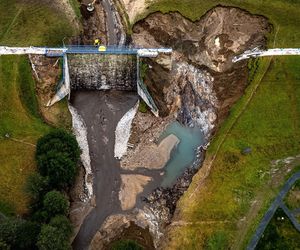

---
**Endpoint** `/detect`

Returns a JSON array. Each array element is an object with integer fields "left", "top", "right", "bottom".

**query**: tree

[
  {"left": 49, "top": 216, "right": 73, "bottom": 239},
  {"left": 43, "top": 191, "right": 68, "bottom": 218},
  {"left": 0, "top": 219, "right": 19, "bottom": 248},
  {"left": 25, "top": 173, "right": 49, "bottom": 209},
  {"left": 0, "top": 240, "right": 10, "bottom": 250},
  {"left": 37, "top": 225, "right": 70, "bottom": 250},
  {"left": 15, "top": 221, "right": 40, "bottom": 250},
  {"left": 36, "top": 129, "right": 80, "bottom": 163},
  {"left": 0, "top": 219, "right": 40, "bottom": 250},
  {"left": 37, "top": 151, "right": 77, "bottom": 189}
]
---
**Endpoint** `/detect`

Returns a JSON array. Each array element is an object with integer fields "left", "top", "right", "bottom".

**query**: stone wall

[{"left": 68, "top": 54, "right": 137, "bottom": 91}]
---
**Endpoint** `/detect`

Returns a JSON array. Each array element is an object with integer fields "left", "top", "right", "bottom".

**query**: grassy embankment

[
  {"left": 0, "top": 0, "right": 77, "bottom": 215},
  {"left": 137, "top": 0, "right": 300, "bottom": 249}
]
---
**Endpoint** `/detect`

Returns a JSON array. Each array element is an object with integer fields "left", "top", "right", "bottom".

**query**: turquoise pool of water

[{"left": 159, "top": 121, "right": 204, "bottom": 187}]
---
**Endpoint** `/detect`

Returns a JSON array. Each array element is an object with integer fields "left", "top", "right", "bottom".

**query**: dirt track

[{"left": 71, "top": 90, "right": 138, "bottom": 250}]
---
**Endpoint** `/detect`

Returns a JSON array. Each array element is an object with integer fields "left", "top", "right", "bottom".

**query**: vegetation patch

[
  {"left": 0, "top": 130, "right": 80, "bottom": 249},
  {"left": 0, "top": 0, "right": 77, "bottom": 214}
]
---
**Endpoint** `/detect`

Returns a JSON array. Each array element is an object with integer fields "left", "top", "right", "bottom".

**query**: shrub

[
  {"left": 37, "top": 225, "right": 70, "bottom": 250},
  {"left": 43, "top": 191, "right": 68, "bottom": 218},
  {"left": 138, "top": 100, "right": 148, "bottom": 113}
]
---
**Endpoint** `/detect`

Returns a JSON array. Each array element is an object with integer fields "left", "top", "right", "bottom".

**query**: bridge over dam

[{"left": 0, "top": 45, "right": 172, "bottom": 116}]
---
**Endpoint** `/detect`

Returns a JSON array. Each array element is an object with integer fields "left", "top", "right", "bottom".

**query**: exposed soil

[
  {"left": 120, "top": 0, "right": 153, "bottom": 23},
  {"left": 132, "top": 8, "right": 271, "bottom": 127},
  {"left": 119, "top": 174, "right": 152, "bottom": 210}
]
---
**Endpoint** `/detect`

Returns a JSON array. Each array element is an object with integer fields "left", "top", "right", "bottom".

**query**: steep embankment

[{"left": 132, "top": 0, "right": 300, "bottom": 249}]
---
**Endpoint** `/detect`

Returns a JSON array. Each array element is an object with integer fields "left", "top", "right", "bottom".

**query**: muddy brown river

[{"left": 71, "top": 90, "right": 138, "bottom": 250}]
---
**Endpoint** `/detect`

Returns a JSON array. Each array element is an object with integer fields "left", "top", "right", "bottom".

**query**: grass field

[
  {"left": 137, "top": 0, "right": 300, "bottom": 249},
  {"left": 0, "top": 0, "right": 77, "bottom": 215}
]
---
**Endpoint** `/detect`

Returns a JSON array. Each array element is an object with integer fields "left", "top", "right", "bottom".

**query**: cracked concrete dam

[{"left": 70, "top": 54, "right": 139, "bottom": 250}]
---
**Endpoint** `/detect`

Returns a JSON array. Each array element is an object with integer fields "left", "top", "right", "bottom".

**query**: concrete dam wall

[{"left": 68, "top": 54, "right": 137, "bottom": 91}]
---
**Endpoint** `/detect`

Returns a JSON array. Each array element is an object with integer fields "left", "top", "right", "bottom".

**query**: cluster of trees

[{"left": 0, "top": 130, "right": 80, "bottom": 250}]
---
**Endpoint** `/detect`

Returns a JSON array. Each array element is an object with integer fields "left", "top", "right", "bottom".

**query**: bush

[
  {"left": 37, "top": 225, "right": 70, "bottom": 250},
  {"left": 111, "top": 239, "right": 143, "bottom": 250},
  {"left": 43, "top": 191, "right": 68, "bottom": 218},
  {"left": 138, "top": 100, "right": 148, "bottom": 113},
  {"left": 36, "top": 129, "right": 80, "bottom": 163},
  {"left": 49, "top": 216, "right": 73, "bottom": 239},
  {"left": 37, "top": 151, "right": 77, "bottom": 189}
]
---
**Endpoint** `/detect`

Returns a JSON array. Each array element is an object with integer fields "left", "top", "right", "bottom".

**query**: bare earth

[
  {"left": 122, "top": 133, "right": 179, "bottom": 170},
  {"left": 120, "top": 0, "right": 154, "bottom": 23},
  {"left": 119, "top": 174, "right": 152, "bottom": 210}
]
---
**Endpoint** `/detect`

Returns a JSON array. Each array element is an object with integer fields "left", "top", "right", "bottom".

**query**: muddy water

[
  {"left": 71, "top": 90, "right": 138, "bottom": 250},
  {"left": 159, "top": 122, "right": 204, "bottom": 187}
]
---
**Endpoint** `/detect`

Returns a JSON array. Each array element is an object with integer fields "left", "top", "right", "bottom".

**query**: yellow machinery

[
  {"left": 98, "top": 46, "right": 107, "bottom": 52},
  {"left": 94, "top": 39, "right": 100, "bottom": 46}
]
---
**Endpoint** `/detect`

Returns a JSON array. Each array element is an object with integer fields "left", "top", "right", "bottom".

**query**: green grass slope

[
  {"left": 0, "top": 0, "right": 77, "bottom": 215},
  {"left": 138, "top": 0, "right": 300, "bottom": 249}
]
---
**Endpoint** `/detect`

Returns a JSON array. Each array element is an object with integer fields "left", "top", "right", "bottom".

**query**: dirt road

[{"left": 71, "top": 90, "right": 138, "bottom": 250}]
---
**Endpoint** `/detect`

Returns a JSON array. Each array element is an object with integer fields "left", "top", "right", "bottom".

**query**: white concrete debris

[
  {"left": 68, "top": 104, "right": 93, "bottom": 200},
  {"left": 28, "top": 55, "right": 41, "bottom": 82},
  {"left": 47, "top": 55, "right": 71, "bottom": 106},
  {"left": 137, "top": 48, "right": 172, "bottom": 58},
  {"left": 233, "top": 48, "right": 300, "bottom": 62},
  {"left": 114, "top": 101, "right": 139, "bottom": 159}
]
